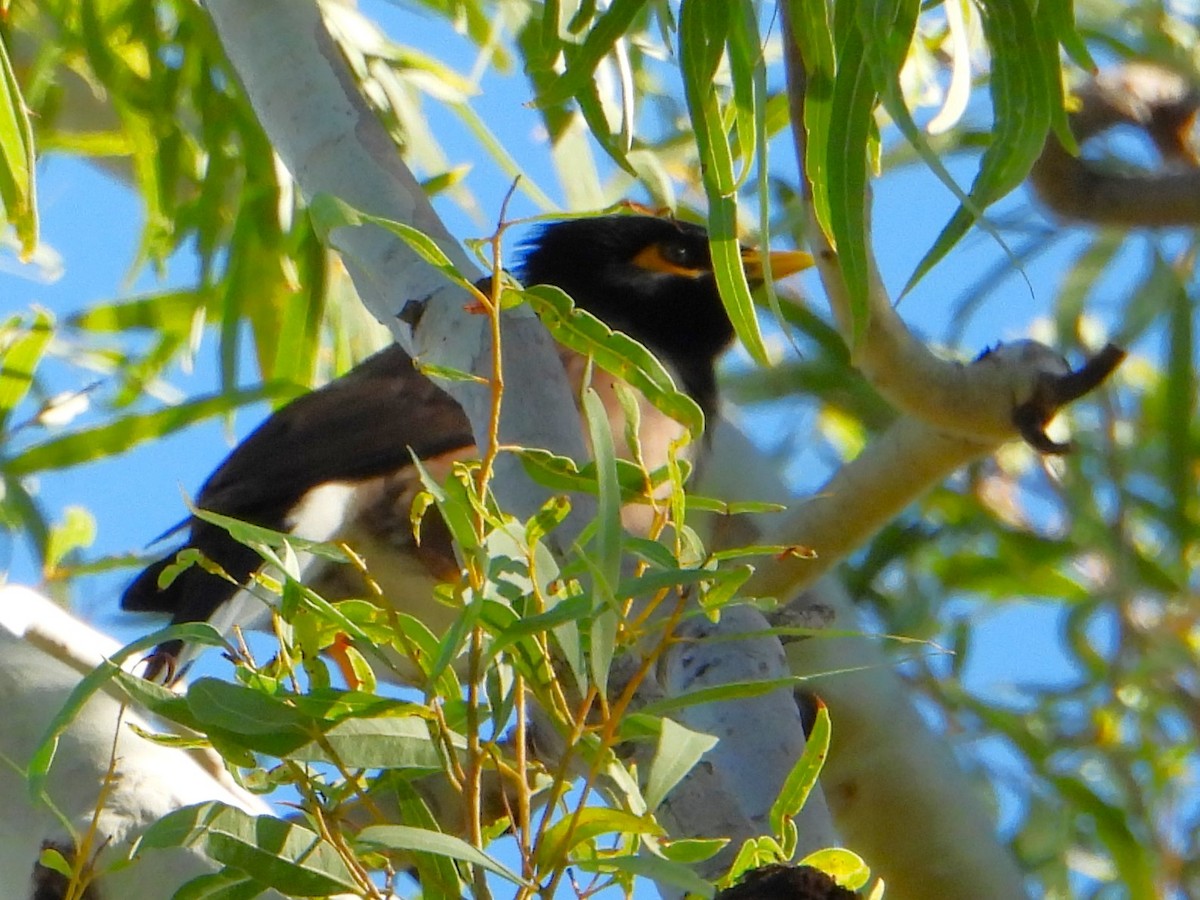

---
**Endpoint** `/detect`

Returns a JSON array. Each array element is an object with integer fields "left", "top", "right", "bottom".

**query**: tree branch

[
  {"left": 695, "top": 430, "right": 1027, "bottom": 900},
  {"left": 787, "top": 579, "right": 1028, "bottom": 899},
  {"left": 780, "top": 9, "right": 1123, "bottom": 447},
  {"left": 201, "top": 0, "right": 589, "bottom": 527},
  {"left": 746, "top": 343, "right": 1124, "bottom": 606},
  {"left": 0, "top": 586, "right": 288, "bottom": 899},
  {"left": 200, "top": 2, "right": 813, "bottom": 887},
  {"left": 1031, "top": 62, "right": 1200, "bottom": 227}
]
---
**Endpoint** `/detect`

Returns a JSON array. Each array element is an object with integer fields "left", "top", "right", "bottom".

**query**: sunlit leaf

[
  {"left": 4, "top": 383, "right": 302, "bottom": 476},
  {"left": 139, "top": 802, "right": 359, "bottom": 895},
  {"left": 357, "top": 825, "right": 530, "bottom": 886},
  {"left": 0, "top": 32, "right": 38, "bottom": 257}
]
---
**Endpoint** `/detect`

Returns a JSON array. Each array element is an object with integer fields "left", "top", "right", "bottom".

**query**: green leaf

[
  {"left": 305, "top": 717, "right": 451, "bottom": 769},
  {"left": 854, "top": 0, "right": 1016, "bottom": 297},
  {"left": 570, "top": 67, "right": 639, "bottom": 176},
  {"left": 183, "top": 678, "right": 451, "bottom": 768},
  {"left": 536, "top": 0, "right": 649, "bottom": 107},
  {"left": 822, "top": 17, "right": 875, "bottom": 346},
  {"left": 172, "top": 868, "right": 265, "bottom": 900},
  {"left": 644, "top": 717, "right": 718, "bottom": 809},
  {"left": 770, "top": 699, "right": 831, "bottom": 836},
  {"left": 483, "top": 593, "right": 588, "bottom": 658},
  {"left": 654, "top": 836, "right": 727, "bottom": 864},
  {"left": 526, "top": 493, "right": 573, "bottom": 546},
  {"left": 0, "top": 308, "right": 53, "bottom": 432},
  {"left": 573, "top": 853, "right": 715, "bottom": 898},
  {"left": 0, "top": 470, "right": 49, "bottom": 559},
  {"left": 614, "top": 564, "right": 717, "bottom": 601},
  {"left": 410, "top": 454, "right": 482, "bottom": 554},
  {"left": 725, "top": 0, "right": 763, "bottom": 191},
  {"left": 68, "top": 289, "right": 210, "bottom": 333},
  {"left": 514, "top": 446, "right": 691, "bottom": 504},
  {"left": 582, "top": 388, "right": 622, "bottom": 598},
  {"left": 44, "top": 506, "right": 96, "bottom": 572},
  {"left": 909, "top": 0, "right": 1066, "bottom": 288},
  {"left": 415, "top": 361, "right": 489, "bottom": 384},
  {"left": 356, "top": 825, "right": 531, "bottom": 887},
  {"left": 187, "top": 507, "right": 351, "bottom": 565},
  {"left": 385, "top": 779, "right": 464, "bottom": 896},
  {"left": 698, "top": 563, "right": 753, "bottom": 613},
  {"left": 138, "top": 802, "right": 359, "bottom": 896},
  {"left": 589, "top": 607, "right": 618, "bottom": 700},
  {"left": 4, "top": 383, "right": 302, "bottom": 476},
  {"left": 1043, "top": 0, "right": 1095, "bottom": 70},
  {"left": 523, "top": 285, "right": 704, "bottom": 436},
  {"left": 26, "top": 624, "right": 227, "bottom": 796},
  {"left": 789, "top": 0, "right": 836, "bottom": 238},
  {"left": 638, "top": 675, "right": 800, "bottom": 718},
  {"left": 37, "top": 847, "right": 72, "bottom": 879},
  {"left": 0, "top": 32, "right": 38, "bottom": 257},
  {"left": 536, "top": 807, "right": 664, "bottom": 868},
  {"left": 186, "top": 678, "right": 311, "bottom": 737},
  {"left": 799, "top": 847, "right": 872, "bottom": 891},
  {"left": 709, "top": 205, "right": 770, "bottom": 366},
  {"left": 307, "top": 194, "right": 475, "bottom": 293},
  {"left": 678, "top": 0, "right": 770, "bottom": 365}
]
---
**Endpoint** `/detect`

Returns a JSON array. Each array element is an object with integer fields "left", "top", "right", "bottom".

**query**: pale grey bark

[
  {"left": 203, "top": 0, "right": 588, "bottom": 527},
  {"left": 0, "top": 586, "right": 291, "bottom": 900},
  {"left": 699, "top": 424, "right": 1028, "bottom": 900}
]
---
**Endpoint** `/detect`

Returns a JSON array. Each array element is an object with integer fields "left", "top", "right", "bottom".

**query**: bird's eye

[
  {"left": 659, "top": 241, "right": 694, "bottom": 267},
  {"left": 631, "top": 237, "right": 706, "bottom": 277}
]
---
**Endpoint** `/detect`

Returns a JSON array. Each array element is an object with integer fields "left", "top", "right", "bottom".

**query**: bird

[{"left": 121, "top": 215, "right": 812, "bottom": 683}]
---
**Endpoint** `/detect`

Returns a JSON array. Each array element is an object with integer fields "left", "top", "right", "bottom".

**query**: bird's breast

[{"left": 559, "top": 349, "right": 698, "bottom": 537}]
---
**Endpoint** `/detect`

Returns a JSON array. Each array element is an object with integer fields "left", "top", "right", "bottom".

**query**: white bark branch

[
  {"left": 0, "top": 586, "right": 286, "bottom": 898},
  {"left": 697, "top": 427, "right": 1028, "bottom": 900},
  {"left": 787, "top": 579, "right": 1028, "bottom": 899},
  {"left": 663, "top": 605, "right": 837, "bottom": 851},
  {"left": 748, "top": 415, "right": 992, "bottom": 602},
  {"left": 202, "top": 0, "right": 588, "bottom": 524},
  {"left": 781, "top": 10, "right": 1117, "bottom": 451}
]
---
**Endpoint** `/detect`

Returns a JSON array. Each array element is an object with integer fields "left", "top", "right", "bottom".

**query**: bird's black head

[{"left": 517, "top": 215, "right": 732, "bottom": 414}]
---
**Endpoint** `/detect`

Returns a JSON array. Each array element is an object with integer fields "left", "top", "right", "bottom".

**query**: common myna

[{"left": 121, "top": 215, "right": 811, "bottom": 682}]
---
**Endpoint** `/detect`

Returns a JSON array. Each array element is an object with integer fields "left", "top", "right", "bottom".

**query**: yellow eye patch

[
  {"left": 632, "top": 242, "right": 707, "bottom": 278},
  {"left": 633, "top": 241, "right": 815, "bottom": 282}
]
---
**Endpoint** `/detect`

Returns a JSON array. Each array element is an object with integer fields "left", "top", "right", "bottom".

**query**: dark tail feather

[{"left": 120, "top": 553, "right": 180, "bottom": 613}]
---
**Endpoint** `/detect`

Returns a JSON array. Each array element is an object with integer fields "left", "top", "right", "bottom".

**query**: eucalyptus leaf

[{"left": 138, "top": 802, "right": 359, "bottom": 896}]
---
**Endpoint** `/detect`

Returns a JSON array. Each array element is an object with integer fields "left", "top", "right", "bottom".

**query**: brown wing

[{"left": 120, "top": 343, "right": 474, "bottom": 630}]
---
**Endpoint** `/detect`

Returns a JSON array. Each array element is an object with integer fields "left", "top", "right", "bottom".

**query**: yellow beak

[{"left": 741, "top": 247, "right": 814, "bottom": 283}]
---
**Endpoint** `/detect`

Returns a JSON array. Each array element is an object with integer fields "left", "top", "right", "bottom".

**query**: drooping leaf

[
  {"left": 536, "top": 0, "right": 649, "bottom": 108},
  {"left": 908, "top": 0, "right": 1068, "bottom": 289},
  {"left": 0, "top": 32, "right": 38, "bottom": 257},
  {"left": 679, "top": 0, "right": 771, "bottom": 365},
  {"left": 643, "top": 717, "right": 718, "bottom": 809},
  {"left": 139, "top": 802, "right": 360, "bottom": 896},
  {"left": 522, "top": 284, "right": 704, "bottom": 436},
  {"left": 357, "top": 825, "right": 530, "bottom": 887},
  {"left": 770, "top": 699, "right": 831, "bottom": 836},
  {"left": 0, "top": 308, "right": 53, "bottom": 432},
  {"left": 4, "top": 383, "right": 302, "bottom": 476}
]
